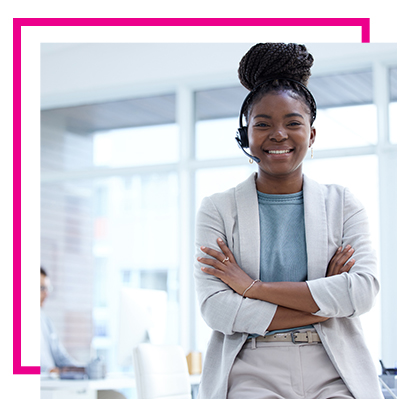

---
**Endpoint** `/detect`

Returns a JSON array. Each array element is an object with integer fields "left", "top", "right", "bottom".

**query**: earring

[
  {"left": 311, "top": 147, "right": 314, "bottom": 159},
  {"left": 249, "top": 158, "right": 254, "bottom": 164}
]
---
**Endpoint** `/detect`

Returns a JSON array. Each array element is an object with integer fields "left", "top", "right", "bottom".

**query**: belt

[{"left": 247, "top": 330, "right": 321, "bottom": 345}]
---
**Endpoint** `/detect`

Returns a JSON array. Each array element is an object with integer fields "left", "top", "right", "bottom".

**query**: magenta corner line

[
  {"left": 12, "top": 17, "right": 370, "bottom": 375},
  {"left": 13, "top": 19, "right": 40, "bottom": 376}
]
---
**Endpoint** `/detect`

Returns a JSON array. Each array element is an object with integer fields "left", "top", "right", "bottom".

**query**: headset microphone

[
  {"left": 235, "top": 132, "right": 261, "bottom": 163},
  {"left": 241, "top": 146, "right": 261, "bottom": 163}
]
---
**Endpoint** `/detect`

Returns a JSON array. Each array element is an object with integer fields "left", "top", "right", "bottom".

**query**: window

[
  {"left": 314, "top": 105, "right": 377, "bottom": 149},
  {"left": 91, "top": 173, "right": 180, "bottom": 371},
  {"left": 309, "top": 70, "right": 376, "bottom": 149},
  {"left": 94, "top": 124, "right": 179, "bottom": 167},
  {"left": 41, "top": 94, "right": 181, "bottom": 372},
  {"left": 389, "top": 66, "right": 397, "bottom": 144},
  {"left": 195, "top": 86, "right": 247, "bottom": 160}
]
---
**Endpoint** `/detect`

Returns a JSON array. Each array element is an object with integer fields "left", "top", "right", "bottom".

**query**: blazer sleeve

[
  {"left": 194, "top": 196, "right": 277, "bottom": 336},
  {"left": 306, "top": 188, "right": 380, "bottom": 318}
]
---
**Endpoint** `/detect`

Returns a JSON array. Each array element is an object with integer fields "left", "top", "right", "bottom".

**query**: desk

[
  {"left": 41, "top": 372, "right": 136, "bottom": 399},
  {"left": 41, "top": 372, "right": 201, "bottom": 399}
]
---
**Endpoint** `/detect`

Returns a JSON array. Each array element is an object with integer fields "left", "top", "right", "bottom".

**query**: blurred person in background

[{"left": 40, "top": 267, "right": 80, "bottom": 374}]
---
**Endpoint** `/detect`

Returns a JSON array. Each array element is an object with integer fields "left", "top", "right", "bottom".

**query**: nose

[{"left": 270, "top": 129, "right": 288, "bottom": 142}]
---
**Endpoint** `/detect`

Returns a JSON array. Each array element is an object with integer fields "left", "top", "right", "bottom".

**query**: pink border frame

[{"left": 13, "top": 17, "right": 370, "bottom": 375}]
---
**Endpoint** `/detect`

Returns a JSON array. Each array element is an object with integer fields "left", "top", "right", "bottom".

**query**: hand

[
  {"left": 49, "top": 367, "right": 60, "bottom": 374},
  {"left": 198, "top": 238, "right": 254, "bottom": 296},
  {"left": 326, "top": 245, "right": 355, "bottom": 277}
]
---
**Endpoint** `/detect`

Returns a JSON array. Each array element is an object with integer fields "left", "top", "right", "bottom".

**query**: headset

[{"left": 235, "top": 78, "right": 317, "bottom": 164}]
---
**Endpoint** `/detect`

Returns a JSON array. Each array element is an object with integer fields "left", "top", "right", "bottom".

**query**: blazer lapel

[
  {"left": 235, "top": 173, "right": 261, "bottom": 280},
  {"left": 303, "top": 175, "right": 329, "bottom": 280}
]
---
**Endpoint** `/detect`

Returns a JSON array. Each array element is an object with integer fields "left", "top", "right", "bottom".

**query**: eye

[
  {"left": 287, "top": 121, "right": 302, "bottom": 127},
  {"left": 253, "top": 122, "right": 270, "bottom": 128}
]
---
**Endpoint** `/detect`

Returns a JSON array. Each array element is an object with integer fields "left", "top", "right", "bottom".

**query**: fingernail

[
  {"left": 217, "top": 238, "right": 223, "bottom": 242},
  {"left": 200, "top": 246, "right": 205, "bottom": 250}
]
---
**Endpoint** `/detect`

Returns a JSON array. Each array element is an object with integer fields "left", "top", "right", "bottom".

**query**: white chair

[{"left": 132, "top": 343, "right": 192, "bottom": 399}]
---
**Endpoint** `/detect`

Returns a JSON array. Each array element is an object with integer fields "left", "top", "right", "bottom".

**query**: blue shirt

[
  {"left": 253, "top": 190, "right": 312, "bottom": 336},
  {"left": 258, "top": 190, "right": 307, "bottom": 284},
  {"left": 41, "top": 309, "right": 80, "bottom": 373}
]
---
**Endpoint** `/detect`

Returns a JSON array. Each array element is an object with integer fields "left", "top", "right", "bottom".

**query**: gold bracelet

[{"left": 242, "top": 279, "right": 261, "bottom": 297}]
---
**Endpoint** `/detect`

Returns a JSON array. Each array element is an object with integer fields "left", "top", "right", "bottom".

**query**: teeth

[{"left": 268, "top": 150, "right": 291, "bottom": 154}]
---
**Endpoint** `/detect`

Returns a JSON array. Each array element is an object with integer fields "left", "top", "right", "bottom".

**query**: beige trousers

[{"left": 227, "top": 332, "right": 354, "bottom": 399}]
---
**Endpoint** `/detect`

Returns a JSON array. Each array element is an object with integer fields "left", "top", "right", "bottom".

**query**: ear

[{"left": 309, "top": 126, "right": 316, "bottom": 147}]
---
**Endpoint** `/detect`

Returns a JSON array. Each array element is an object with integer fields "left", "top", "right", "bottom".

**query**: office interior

[{"left": 40, "top": 42, "right": 397, "bottom": 399}]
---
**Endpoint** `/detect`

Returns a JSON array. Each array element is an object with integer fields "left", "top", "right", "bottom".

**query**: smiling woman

[
  {"left": 194, "top": 43, "right": 383, "bottom": 400},
  {"left": 247, "top": 92, "right": 316, "bottom": 194}
]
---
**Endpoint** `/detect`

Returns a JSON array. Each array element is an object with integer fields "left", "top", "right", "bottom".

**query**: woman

[{"left": 194, "top": 43, "right": 383, "bottom": 399}]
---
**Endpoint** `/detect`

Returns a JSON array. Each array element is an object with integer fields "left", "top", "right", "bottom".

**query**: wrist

[{"left": 244, "top": 279, "right": 262, "bottom": 299}]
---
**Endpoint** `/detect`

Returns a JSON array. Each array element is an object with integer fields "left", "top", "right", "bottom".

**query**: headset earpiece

[
  {"left": 236, "top": 126, "right": 249, "bottom": 149},
  {"left": 236, "top": 123, "right": 260, "bottom": 163},
  {"left": 235, "top": 95, "right": 260, "bottom": 162},
  {"left": 236, "top": 94, "right": 250, "bottom": 149}
]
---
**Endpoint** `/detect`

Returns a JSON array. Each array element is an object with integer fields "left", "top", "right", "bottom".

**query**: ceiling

[{"left": 40, "top": 43, "right": 397, "bottom": 109}]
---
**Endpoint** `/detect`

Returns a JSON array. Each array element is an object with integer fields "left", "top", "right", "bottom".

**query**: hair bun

[{"left": 238, "top": 43, "right": 314, "bottom": 91}]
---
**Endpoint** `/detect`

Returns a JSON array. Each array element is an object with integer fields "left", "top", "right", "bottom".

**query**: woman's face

[{"left": 248, "top": 91, "right": 316, "bottom": 192}]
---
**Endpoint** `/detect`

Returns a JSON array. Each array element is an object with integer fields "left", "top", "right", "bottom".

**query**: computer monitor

[{"left": 117, "top": 287, "right": 167, "bottom": 368}]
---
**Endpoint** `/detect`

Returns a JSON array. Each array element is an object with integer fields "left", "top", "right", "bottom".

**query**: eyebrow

[
  {"left": 253, "top": 114, "right": 271, "bottom": 119},
  {"left": 253, "top": 112, "right": 305, "bottom": 120},
  {"left": 285, "top": 112, "right": 304, "bottom": 119}
]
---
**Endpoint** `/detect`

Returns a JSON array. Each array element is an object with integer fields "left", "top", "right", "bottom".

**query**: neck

[{"left": 256, "top": 172, "right": 304, "bottom": 194}]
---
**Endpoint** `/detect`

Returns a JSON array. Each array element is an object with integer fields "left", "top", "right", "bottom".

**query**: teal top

[{"left": 250, "top": 190, "right": 313, "bottom": 337}]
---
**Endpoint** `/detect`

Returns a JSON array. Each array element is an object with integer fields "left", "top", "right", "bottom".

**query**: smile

[{"left": 267, "top": 149, "right": 293, "bottom": 154}]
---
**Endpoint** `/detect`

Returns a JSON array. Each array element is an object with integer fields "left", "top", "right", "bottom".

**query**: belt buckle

[{"left": 291, "top": 330, "right": 300, "bottom": 344}]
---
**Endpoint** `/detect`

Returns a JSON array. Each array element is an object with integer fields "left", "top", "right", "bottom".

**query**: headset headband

[{"left": 238, "top": 77, "right": 317, "bottom": 127}]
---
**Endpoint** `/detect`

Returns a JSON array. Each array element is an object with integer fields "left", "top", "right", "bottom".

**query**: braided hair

[{"left": 238, "top": 43, "right": 316, "bottom": 124}]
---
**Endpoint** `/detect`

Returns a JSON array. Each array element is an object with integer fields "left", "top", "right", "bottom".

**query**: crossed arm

[{"left": 198, "top": 239, "right": 355, "bottom": 331}]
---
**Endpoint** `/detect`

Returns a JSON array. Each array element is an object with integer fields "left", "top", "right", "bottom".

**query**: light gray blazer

[{"left": 194, "top": 173, "right": 383, "bottom": 399}]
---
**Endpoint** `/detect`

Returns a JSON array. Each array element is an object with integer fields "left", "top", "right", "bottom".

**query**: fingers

[
  {"left": 339, "top": 245, "right": 355, "bottom": 266},
  {"left": 199, "top": 238, "right": 234, "bottom": 263},
  {"left": 341, "top": 258, "right": 356, "bottom": 273},
  {"left": 199, "top": 264, "right": 224, "bottom": 278},
  {"left": 216, "top": 238, "right": 235, "bottom": 262},
  {"left": 198, "top": 256, "right": 225, "bottom": 270},
  {"left": 327, "top": 244, "right": 356, "bottom": 276},
  {"left": 199, "top": 245, "right": 226, "bottom": 263},
  {"left": 198, "top": 238, "right": 235, "bottom": 276}
]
